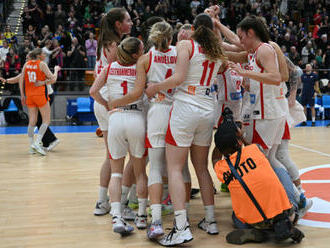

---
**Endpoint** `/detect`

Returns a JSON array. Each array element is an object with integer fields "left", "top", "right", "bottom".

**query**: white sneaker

[
  {"left": 198, "top": 218, "right": 219, "bottom": 235},
  {"left": 158, "top": 223, "right": 193, "bottom": 246},
  {"left": 29, "top": 147, "right": 36, "bottom": 154},
  {"left": 147, "top": 220, "right": 164, "bottom": 239},
  {"left": 46, "top": 139, "right": 60, "bottom": 152},
  {"left": 93, "top": 200, "right": 110, "bottom": 216},
  {"left": 134, "top": 215, "right": 147, "bottom": 229},
  {"left": 112, "top": 216, "right": 134, "bottom": 234},
  {"left": 122, "top": 207, "right": 136, "bottom": 221},
  {"left": 298, "top": 198, "right": 313, "bottom": 219},
  {"left": 31, "top": 141, "right": 46, "bottom": 156}
]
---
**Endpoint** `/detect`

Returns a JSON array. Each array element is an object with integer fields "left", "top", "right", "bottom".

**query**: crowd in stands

[{"left": 0, "top": 0, "right": 329, "bottom": 94}]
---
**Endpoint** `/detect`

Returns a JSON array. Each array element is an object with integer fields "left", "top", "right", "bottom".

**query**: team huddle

[{"left": 14, "top": 4, "right": 311, "bottom": 247}]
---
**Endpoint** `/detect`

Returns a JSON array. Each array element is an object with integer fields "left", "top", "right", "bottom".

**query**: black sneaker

[
  {"left": 226, "top": 229, "right": 267, "bottom": 244},
  {"left": 301, "top": 121, "right": 307, "bottom": 126}
]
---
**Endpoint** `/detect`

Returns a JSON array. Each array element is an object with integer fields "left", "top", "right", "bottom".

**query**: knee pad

[{"left": 148, "top": 148, "right": 165, "bottom": 186}]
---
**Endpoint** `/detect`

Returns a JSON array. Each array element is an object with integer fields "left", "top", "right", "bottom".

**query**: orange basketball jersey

[{"left": 24, "top": 60, "right": 47, "bottom": 96}]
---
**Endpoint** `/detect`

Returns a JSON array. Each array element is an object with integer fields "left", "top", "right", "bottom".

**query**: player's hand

[
  {"left": 229, "top": 62, "right": 246, "bottom": 76},
  {"left": 145, "top": 82, "right": 158, "bottom": 98},
  {"left": 54, "top": 65, "right": 61, "bottom": 72},
  {"left": 108, "top": 108, "right": 123, "bottom": 115}
]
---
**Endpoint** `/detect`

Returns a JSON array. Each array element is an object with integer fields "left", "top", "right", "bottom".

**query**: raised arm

[
  {"left": 225, "top": 51, "right": 248, "bottom": 64},
  {"left": 89, "top": 65, "right": 109, "bottom": 110},
  {"left": 109, "top": 54, "right": 148, "bottom": 110},
  {"left": 40, "top": 62, "right": 60, "bottom": 84},
  {"left": 145, "top": 40, "right": 190, "bottom": 97}
]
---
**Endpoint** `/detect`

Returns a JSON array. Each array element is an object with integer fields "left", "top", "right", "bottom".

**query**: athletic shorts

[
  {"left": 301, "top": 94, "right": 314, "bottom": 107},
  {"left": 215, "top": 100, "right": 242, "bottom": 127},
  {"left": 26, "top": 95, "right": 49, "bottom": 108},
  {"left": 108, "top": 111, "right": 146, "bottom": 159},
  {"left": 94, "top": 101, "right": 108, "bottom": 131},
  {"left": 166, "top": 100, "right": 214, "bottom": 147},
  {"left": 146, "top": 103, "right": 171, "bottom": 148},
  {"left": 244, "top": 117, "right": 286, "bottom": 150}
]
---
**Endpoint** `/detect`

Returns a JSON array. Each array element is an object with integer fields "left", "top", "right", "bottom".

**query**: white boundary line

[
  {"left": 289, "top": 143, "right": 330, "bottom": 158},
  {"left": 301, "top": 180, "right": 330, "bottom": 183}
]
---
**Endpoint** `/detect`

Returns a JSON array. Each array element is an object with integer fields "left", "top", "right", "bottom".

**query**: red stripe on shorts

[
  {"left": 145, "top": 134, "right": 152, "bottom": 148},
  {"left": 282, "top": 121, "right": 291, "bottom": 140},
  {"left": 252, "top": 120, "right": 268, "bottom": 150},
  {"left": 165, "top": 108, "right": 177, "bottom": 146}
]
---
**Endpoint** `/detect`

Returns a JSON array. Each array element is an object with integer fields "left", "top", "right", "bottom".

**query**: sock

[
  {"left": 174, "top": 209, "right": 187, "bottom": 230},
  {"left": 185, "top": 202, "right": 190, "bottom": 216},
  {"left": 312, "top": 117, "right": 315, "bottom": 122},
  {"left": 162, "top": 184, "right": 169, "bottom": 202},
  {"left": 111, "top": 202, "right": 121, "bottom": 217},
  {"left": 151, "top": 204, "right": 162, "bottom": 223},
  {"left": 98, "top": 186, "right": 108, "bottom": 202},
  {"left": 297, "top": 184, "right": 304, "bottom": 194},
  {"left": 120, "top": 185, "right": 130, "bottom": 209},
  {"left": 128, "top": 184, "right": 137, "bottom": 203},
  {"left": 36, "top": 123, "right": 48, "bottom": 143},
  {"left": 138, "top": 198, "right": 148, "bottom": 216},
  {"left": 205, "top": 205, "right": 215, "bottom": 222},
  {"left": 28, "top": 125, "right": 35, "bottom": 145}
]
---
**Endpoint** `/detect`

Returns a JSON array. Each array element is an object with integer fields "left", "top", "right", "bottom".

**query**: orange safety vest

[
  {"left": 24, "top": 60, "right": 47, "bottom": 96},
  {"left": 214, "top": 144, "right": 292, "bottom": 224}
]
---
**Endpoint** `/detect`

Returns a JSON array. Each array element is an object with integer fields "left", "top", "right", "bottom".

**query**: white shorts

[
  {"left": 244, "top": 117, "right": 286, "bottom": 150},
  {"left": 108, "top": 111, "right": 146, "bottom": 159},
  {"left": 215, "top": 100, "right": 242, "bottom": 127},
  {"left": 166, "top": 100, "right": 214, "bottom": 147},
  {"left": 94, "top": 101, "right": 108, "bottom": 131},
  {"left": 146, "top": 103, "right": 172, "bottom": 148}
]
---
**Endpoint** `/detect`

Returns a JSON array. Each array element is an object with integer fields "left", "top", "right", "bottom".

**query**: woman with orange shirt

[{"left": 19, "top": 48, "right": 60, "bottom": 155}]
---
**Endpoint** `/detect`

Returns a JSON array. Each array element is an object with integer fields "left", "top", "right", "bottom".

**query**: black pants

[{"left": 36, "top": 94, "right": 57, "bottom": 147}]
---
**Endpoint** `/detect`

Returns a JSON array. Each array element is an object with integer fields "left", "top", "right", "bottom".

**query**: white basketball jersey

[
  {"left": 216, "top": 65, "right": 243, "bottom": 102},
  {"left": 247, "top": 43, "right": 285, "bottom": 119},
  {"left": 147, "top": 46, "right": 177, "bottom": 104},
  {"left": 106, "top": 62, "right": 143, "bottom": 109},
  {"left": 174, "top": 40, "right": 222, "bottom": 111},
  {"left": 94, "top": 47, "right": 109, "bottom": 100}
]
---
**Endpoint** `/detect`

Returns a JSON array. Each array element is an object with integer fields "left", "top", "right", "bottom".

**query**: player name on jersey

[
  {"left": 26, "top": 64, "right": 38, "bottom": 70},
  {"left": 109, "top": 67, "right": 136, "bottom": 76},
  {"left": 154, "top": 55, "right": 177, "bottom": 64}
]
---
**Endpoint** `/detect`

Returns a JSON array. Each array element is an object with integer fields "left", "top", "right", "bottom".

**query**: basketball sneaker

[
  {"left": 29, "top": 147, "right": 36, "bottom": 154},
  {"left": 298, "top": 197, "right": 313, "bottom": 219},
  {"left": 122, "top": 207, "right": 136, "bottom": 221},
  {"left": 46, "top": 139, "right": 60, "bottom": 152},
  {"left": 198, "top": 218, "right": 219, "bottom": 235},
  {"left": 112, "top": 216, "right": 134, "bottom": 234},
  {"left": 158, "top": 222, "right": 193, "bottom": 246},
  {"left": 31, "top": 141, "right": 46, "bottom": 156},
  {"left": 93, "top": 200, "right": 110, "bottom": 216},
  {"left": 147, "top": 220, "right": 164, "bottom": 239},
  {"left": 134, "top": 215, "right": 147, "bottom": 229}
]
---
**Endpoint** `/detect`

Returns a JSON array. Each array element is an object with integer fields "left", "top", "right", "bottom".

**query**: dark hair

[
  {"left": 117, "top": 37, "right": 141, "bottom": 65},
  {"left": 214, "top": 107, "right": 241, "bottom": 156},
  {"left": 192, "top": 13, "right": 226, "bottom": 61},
  {"left": 140, "top": 16, "right": 164, "bottom": 52},
  {"left": 97, "top": 8, "right": 127, "bottom": 60},
  {"left": 237, "top": 15, "right": 270, "bottom": 43}
]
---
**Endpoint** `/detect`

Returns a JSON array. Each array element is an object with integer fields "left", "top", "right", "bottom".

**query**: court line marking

[
  {"left": 289, "top": 143, "right": 330, "bottom": 158},
  {"left": 301, "top": 180, "right": 330, "bottom": 183}
]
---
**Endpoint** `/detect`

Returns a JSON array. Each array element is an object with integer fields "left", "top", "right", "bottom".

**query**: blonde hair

[
  {"left": 149, "top": 21, "right": 173, "bottom": 51},
  {"left": 117, "top": 37, "right": 141, "bottom": 65}
]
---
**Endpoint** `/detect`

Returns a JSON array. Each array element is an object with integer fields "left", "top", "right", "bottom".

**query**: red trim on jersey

[
  {"left": 162, "top": 48, "right": 172, "bottom": 53},
  {"left": 222, "top": 73, "right": 228, "bottom": 102},
  {"left": 189, "top": 40, "right": 194, "bottom": 60},
  {"left": 252, "top": 120, "right": 268, "bottom": 150},
  {"left": 145, "top": 134, "right": 152, "bottom": 148},
  {"left": 259, "top": 81, "right": 265, "bottom": 119},
  {"left": 146, "top": 51, "right": 152, "bottom": 73},
  {"left": 255, "top": 43, "right": 265, "bottom": 71},
  {"left": 105, "top": 63, "right": 111, "bottom": 79},
  {"left": 217, "top": 104, "right": 225, "bottom": 128},
  {"left": 165, "top": 108, "right": 177, "bottom": 146},
  {"left": 117, "top": 60, "right": 135, "bottom": 67},
  {"left": 282, "top": 121, "right": 291, "bottom": 140},
  {"left": 108, "top": 150, "right": 113, "bottom": 160},
  {"left": 143, "top": 148, "right": 148, "bottom": 157}
]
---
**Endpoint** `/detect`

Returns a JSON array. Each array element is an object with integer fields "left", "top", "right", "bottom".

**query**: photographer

[
  {"left": 67, "top": 37, "right": 86, "bottom": 91},
  {"left": 213, "top": 108, "right": 304, "bottom": 245}
]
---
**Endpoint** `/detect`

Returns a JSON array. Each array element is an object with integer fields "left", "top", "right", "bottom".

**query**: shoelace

[{"left": 165, "top": 227, "right": 177, "bottom": 241}]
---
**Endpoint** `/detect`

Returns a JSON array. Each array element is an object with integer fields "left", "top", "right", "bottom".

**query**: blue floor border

[{"left": 0, "top": 120, "right": 329, "bottom": 135}]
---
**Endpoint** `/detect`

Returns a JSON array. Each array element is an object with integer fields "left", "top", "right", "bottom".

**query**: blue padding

[
  {"left": 77, "top": 97, "right": 91, "bottom": 113},
  {"left": 4, "top": 100, "right": 18, "bottom": 112},
  {"left": 323, "top": 95, "right": 330, "bottom": 108}
]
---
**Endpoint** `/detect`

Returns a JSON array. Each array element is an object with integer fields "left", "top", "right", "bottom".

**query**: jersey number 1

[
  {"left": 200, "top": 60, "right": 215, "bottom": 86},
  {"left": 121, "top": 81, "right": 127, "bottom": 95}
]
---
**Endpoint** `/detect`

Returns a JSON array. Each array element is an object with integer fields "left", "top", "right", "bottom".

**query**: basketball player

[
  {"left": 19, "top": 48, "right": 60, "bottom": 155},
  {"left": 89, "top": 8, "right": 137, "bottom": 219},
  {"left": 146, "top": 13, "right": 225, "bottom": 245}
]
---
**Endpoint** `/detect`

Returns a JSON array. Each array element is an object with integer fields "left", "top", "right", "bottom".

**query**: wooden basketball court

[{"left": 0, "top": 127, "right": 329, "bottom": 247}]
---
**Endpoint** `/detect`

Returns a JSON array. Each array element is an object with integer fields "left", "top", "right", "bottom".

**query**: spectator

[
  {"left": 4, "top": 25, "right": 15, "bottom": 44},
  {"left": 4, "top": 48, "right": 20, "bottom": 78},
  {"left": 190, "top": 0, "right": 201, "bottom": 10},
  {"left": 0, "top": 40, "right": 9, "bottom": 67},
  {"left": 44, "top": 4, "right": 55, "bottom": 32},
  {"left": 18, "top": 37, "right": 34, "bottom": 65},
  {"left": 21, "top": 6, "right": 34, "bottom": 34},
  {"left": 317, "top": 34, "right": 329, "bottom": 52},
  {"left": 54, "top": 4, "right": 67, "bottom": 30},
  {"left": 37, "top": 26, "right": 53, "bottom": 47},
  {"left": 42, "top": 39, "right": 61, "bottom": 65},
  {"left": 289, "top": 46, "right": 301, "bottom": 65},
  {"left": 301, "top": 41, "right": 315, "bottom": 65},
  {"left": 85, "top": 32, "right": 97, "bottom": 69},
  {"left": 67, "top": 37, "right": 86, "bottom": 91},
  {"left": 300, "top": 64, "right": 320, "bottom": 126},
  {"left": 50, "top": 39, "right": 65, "bottom": 90},
  {"left": 26, "top": 24, "right": 38, "bottom": 46}
]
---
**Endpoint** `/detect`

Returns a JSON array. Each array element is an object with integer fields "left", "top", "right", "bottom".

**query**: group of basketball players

[{"left": 9, "top": 4, "right": 313, "bottom": 246}]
